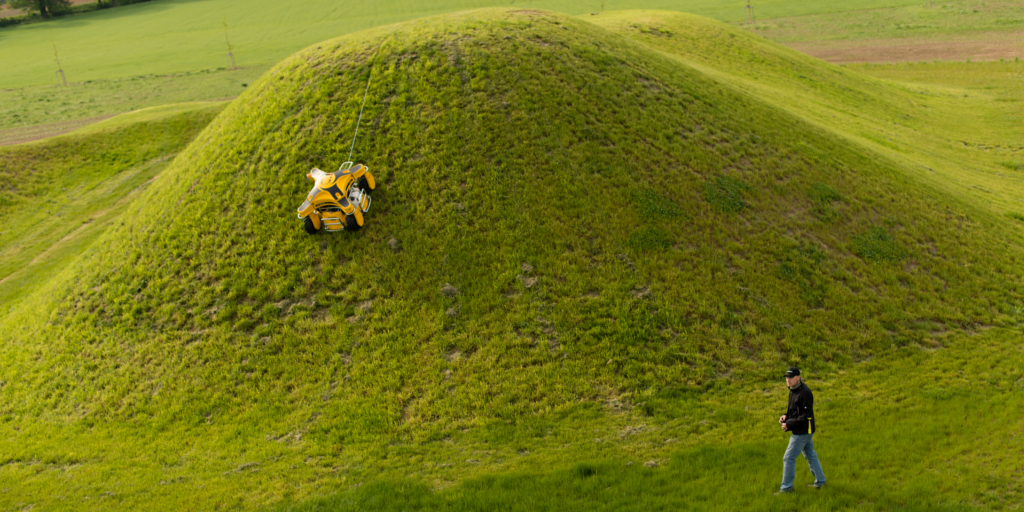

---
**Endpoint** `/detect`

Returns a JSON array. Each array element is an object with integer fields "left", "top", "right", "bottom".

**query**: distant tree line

[
  {"left": 2, "top": 0, "right": 156, "bottom": 26},
  {"left": 9, "top": 0, "right": 71, "bottom": 19}
]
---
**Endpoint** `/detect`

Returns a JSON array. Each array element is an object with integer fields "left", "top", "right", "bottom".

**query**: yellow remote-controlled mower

[{"left": 297, "top": 162, "right": 376, "bottom": 234}]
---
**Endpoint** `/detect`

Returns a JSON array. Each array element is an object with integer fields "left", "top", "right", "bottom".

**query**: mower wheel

[
  {"left": 346, "top": 214, "right": 361, "bottom": 231},
  {"left": 358, "top": 176, "right": 372, "bottom": 193},
  {"left": 303, "top": 216, "right": 319, "bottom": 235}
]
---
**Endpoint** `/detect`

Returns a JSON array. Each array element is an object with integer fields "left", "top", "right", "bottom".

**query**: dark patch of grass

[
  {"left": 852, "top": 227, "right": 907, "bottom": 262},
  {"left": 777, "top": 242, "right": 829, "bottom": 306},
  {"left": 703, "top": 175, "right": 753, "bottom": 213},
  {"left": 1008, "top": 212, "right": 1024, "bottom": 222},
  {"left": 809, "top": 182, "right": 842, "bottom": 221},
  {"left": 809, "top": 182, "right": 841, "bottom": 203},
  {"left": 630, "top": 189, "right": 686, "bottom": 219},
  {"left": 1000, "top": 160, "right": 1024, "bottom": 172},
  {"left": 628, "top": 227, "right": 672, "bottom": 251},
  {"left": 571, "top": 462, "right": 599, "bottom": 478}
]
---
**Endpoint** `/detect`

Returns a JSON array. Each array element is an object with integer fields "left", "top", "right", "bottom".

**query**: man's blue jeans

[{"left": 780, "top": 434, "right": 826, "bottom": 491}]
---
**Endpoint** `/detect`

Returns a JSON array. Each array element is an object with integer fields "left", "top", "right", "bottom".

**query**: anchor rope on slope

[{"left": 348, "top": 39, "right": 388, "bottom": 162}]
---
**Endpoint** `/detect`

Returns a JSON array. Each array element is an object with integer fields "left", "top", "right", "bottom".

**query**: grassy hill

[
  {"left": 1, "top": 8, "right": 1023, "bottom": 511},
  {"left": 589, "top": 10, "right": 1024, "bottom": 217},
  {"left": 0, "top": 101, "right": 226, "bottom": 306}
]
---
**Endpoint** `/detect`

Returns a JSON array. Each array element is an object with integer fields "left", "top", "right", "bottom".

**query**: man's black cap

[{"left": 784, "top": 367, "right": 800, "bottom": 378}]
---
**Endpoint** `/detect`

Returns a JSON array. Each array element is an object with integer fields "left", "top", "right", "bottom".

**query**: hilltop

[{"left": 1, "top": 8, "right": 1022, "bottom": 511}]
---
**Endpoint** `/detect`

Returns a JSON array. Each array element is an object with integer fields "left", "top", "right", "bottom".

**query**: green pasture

[
  {"left": 266, "top": 328, "right": 1024, "bottom": 511},
  {"left": 0, "top": 67, "right": 265, "bottom": 132},
  {"left": 746, "top": 0, "right": 1024, "bottom": 42},
  {"left": 0, "top": 0, "right": 928, "bottom": 89},
  {"left": 1, "top": 0, "right": 1014, "bottom": 137},
  {"left": 1, "top": 6, "right": 1023, "bottom": 512},
  {"left": 0, "top": 101, "right": 224, "bottom": 307}
]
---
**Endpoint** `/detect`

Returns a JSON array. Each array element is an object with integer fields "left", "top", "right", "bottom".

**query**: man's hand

[
  {"left": 779, "top": 415, "right": 786, "bottom": 424},
  {"left": 781, "top": 422, "right": 788, "bottom": 431}
]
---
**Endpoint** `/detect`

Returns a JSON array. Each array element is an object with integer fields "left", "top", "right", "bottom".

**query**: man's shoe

[{"left": 808, "top": 483, "right": 825, "bottom": 489}]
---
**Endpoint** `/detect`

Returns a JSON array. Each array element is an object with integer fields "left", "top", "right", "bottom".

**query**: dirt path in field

[
  {"left": 0, "top": 114, "right": 115, "bottom": 147},
  {"left": 787, "top": 32, "right": 1024, "bottom": 64}
]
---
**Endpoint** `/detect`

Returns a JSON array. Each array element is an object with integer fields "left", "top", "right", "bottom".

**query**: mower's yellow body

[{"left": 297, "top": 162, "right": 376, "bottom": 233}]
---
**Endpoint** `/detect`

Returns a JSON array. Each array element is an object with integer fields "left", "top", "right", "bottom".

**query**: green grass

[
  {"left": 851, "top": 226, "right": 908, "bottom": 262},
  {"left": 1, "top": 7, "right": 1024, "bottom": 511},
  {"left": 0, "top": 67, "right": 266, "bottom": 132},
  {"left": 0, "top": 101, "right": 224, "bottom": 307},
  {"left": 0, "top": 0, "right": 927, "bottom": 89},
  {"left": 743, "top": 0, "right": 1024, "bottom": 43},
  {"left": 851, "top": 59, "right": 1024, "bottom": 105},
  {"left": 589, "top": 11, "right": 1024, "bottom": 218},
  {"left": 702, "top": 175, "right": 754, "bottom": 214},
  {"left": 264, "top": 328, "right": 1024, "bottom": 511}
]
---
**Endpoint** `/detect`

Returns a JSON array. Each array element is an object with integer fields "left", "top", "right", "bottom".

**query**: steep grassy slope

[
  {"left": 0, "top": 101, "right": 226, "bottom": 307},
  {"left": 588, "top": 10, "right": 1024, "bottom": 217},
  {"left": 1, "top": 8, "right": 1023, "bottom": 510}
]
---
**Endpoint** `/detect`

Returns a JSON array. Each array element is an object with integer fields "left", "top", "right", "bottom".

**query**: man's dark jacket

[{"left": 784, "top": 382, "right": 816, "bottom": 435}]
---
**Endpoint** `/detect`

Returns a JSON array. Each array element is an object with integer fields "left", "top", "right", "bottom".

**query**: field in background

[
  {"left": 0, "top": 114, "right": 114, "bottom": 146},
  {"left": 750, "top": 0, "right": 1024, "bottom": 63},
  {"left": 854, "top": 59, "right": 1024, "bottom": 92},
  {"left": 0, "top": 67, "right": 265, "bottom": 144},
  {"left": 2, "top": 0, "right": 1018, "bottom": 143},
  {"left": 747, "top": 0, "right": 1024, "bottom": 41},
  {"left": 0, "top": 0, "right": 927, "bottom": 89},
  {"left": 3, "top": 0, "right": 1018, "bottom": 143}
]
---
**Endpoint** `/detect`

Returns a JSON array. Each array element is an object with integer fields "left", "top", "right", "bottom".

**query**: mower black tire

[
  {"left": 346, "top": 214, "right": 361, "bottom": 231},
  {"left": 303, "top": 216, "right": 319, "bottom": 235},
  {"left": 358, "top": 176, "right": 372, "bottom": 193}
]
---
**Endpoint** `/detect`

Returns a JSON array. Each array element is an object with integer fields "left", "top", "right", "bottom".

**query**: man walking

[{"left": 776, "top": 367, "right": 826, "bottom": 494}]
